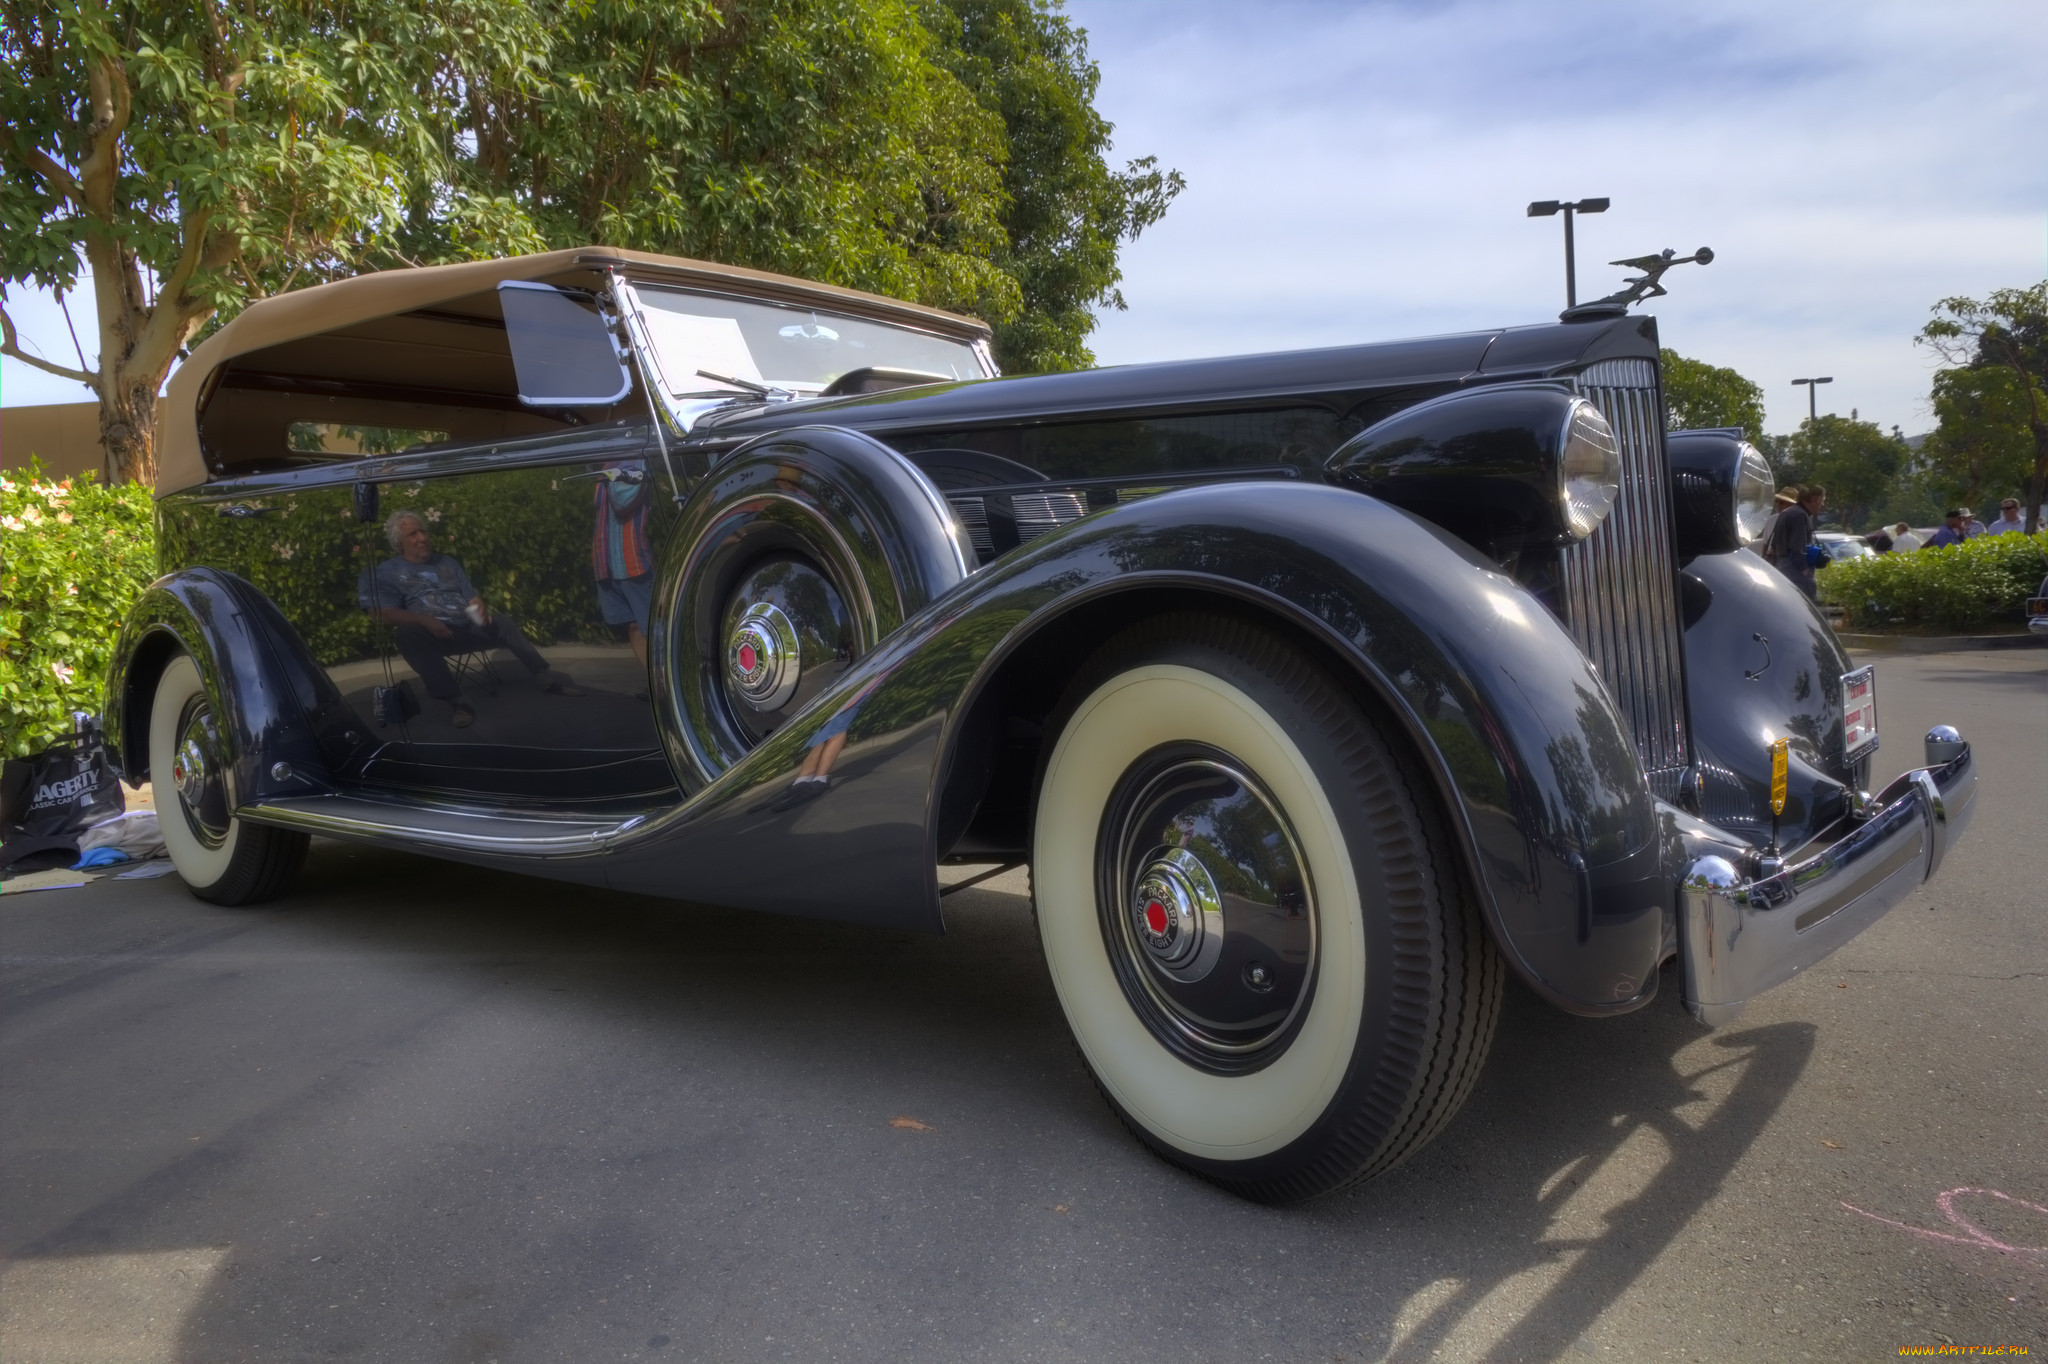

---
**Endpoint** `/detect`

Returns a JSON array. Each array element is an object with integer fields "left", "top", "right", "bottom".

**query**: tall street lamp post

[
  {"left": 1792, "top": 376, "right": 1834, "bottom": 423},
  {"left": 1527, "top": 197, "right": 1610, "bottom": 307}
]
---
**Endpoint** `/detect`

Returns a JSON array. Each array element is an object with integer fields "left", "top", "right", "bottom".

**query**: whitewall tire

[
  {"left": 1033, "top": 613, "right": 1501, "bottom": 1202},
  {"left": 150, "top": 653, "right": 308, "bottom": 905}
]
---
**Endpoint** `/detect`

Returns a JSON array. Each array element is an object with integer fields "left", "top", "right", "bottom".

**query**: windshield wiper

[{"left": 695, "top": 368, "right": 788, "bottom": 399}]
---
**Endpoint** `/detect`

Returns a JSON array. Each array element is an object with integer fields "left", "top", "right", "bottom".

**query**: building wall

[{"left": 1, "top": 402, "right": 163, "bottom": 485}]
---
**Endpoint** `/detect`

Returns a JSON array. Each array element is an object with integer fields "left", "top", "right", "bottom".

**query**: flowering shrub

[
  {"left": 0, "top": 462, "right": 158, "bottom": 758},
  {"left": 1819, "top": 531, "right": 2048, "bottom": 632}
]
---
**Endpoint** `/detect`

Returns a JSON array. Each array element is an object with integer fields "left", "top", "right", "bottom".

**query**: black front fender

[
  {"left": 602, "top": 481, "right": 1669, "bottom": 1014},
  {"left": 105, "top": 567, "right": 348, "bottom": 804}
]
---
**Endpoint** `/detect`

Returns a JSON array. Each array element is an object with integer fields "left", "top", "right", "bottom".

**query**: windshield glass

[{"left": 630, "top": 284, "right": 985, "bottom": 397}]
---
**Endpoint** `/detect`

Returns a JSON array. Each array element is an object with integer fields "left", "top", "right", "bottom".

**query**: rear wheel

[
  {"left": 150, "top": 654, "right": 308, "bottom": 905},
  {"left": 1033, "top": 612, "right": 1501, "bottom": 1202}
]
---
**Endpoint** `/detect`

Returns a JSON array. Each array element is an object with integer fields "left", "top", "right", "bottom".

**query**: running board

[{"left": 239, "top": 793, "right": 658, "bottom": 858}]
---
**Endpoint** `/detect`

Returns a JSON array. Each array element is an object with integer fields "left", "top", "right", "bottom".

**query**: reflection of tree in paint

[{"left": 1541, "top": 684, "right": 1645, "bottom": 867}]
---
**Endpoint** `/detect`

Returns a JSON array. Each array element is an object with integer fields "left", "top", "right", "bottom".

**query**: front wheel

[
  {"left": 149, "top": 653, "right": 308, "bottom": 906},
  {"left": 1033, "top": 613, "right": 1501, "bottom": 1202}
]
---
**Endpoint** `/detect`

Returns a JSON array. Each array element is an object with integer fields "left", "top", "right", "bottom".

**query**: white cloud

[{"left": 1071, "top": 0, "right": 2048, "bottom": 434}]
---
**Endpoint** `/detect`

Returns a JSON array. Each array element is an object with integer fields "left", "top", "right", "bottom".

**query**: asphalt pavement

[{"left": 2, "top": 648, "right": 2041, "bottom": 1364}]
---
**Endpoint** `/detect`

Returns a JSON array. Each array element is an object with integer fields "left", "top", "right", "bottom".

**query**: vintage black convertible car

[{"left": 107, "top": 247, "right": 1976, "bottom": 1202}]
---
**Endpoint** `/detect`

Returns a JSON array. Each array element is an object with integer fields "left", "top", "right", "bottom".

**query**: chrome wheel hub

[
  {"left": 172, "top": 734, "right": 209, "bottom": 808},
  {"left": 726, "top": 602, "right": 801, "bottom": 712},
  {"left": 1099, "top": 749, "right": 1317, "bottom": 1072},
  {"left": 1131, "top": 848, "right": 1224, "bottom": 981},
  {"left": 171, "top": 701, "right": 231, "bottom": 849}
]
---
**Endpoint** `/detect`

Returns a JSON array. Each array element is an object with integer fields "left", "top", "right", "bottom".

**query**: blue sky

[{"left": 6, "top": 0, "right": 2044, "bottom": 436}]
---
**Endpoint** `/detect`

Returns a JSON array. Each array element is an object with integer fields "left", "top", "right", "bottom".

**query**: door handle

[{"left": 214, "top": 503, "right": 275, "bottom": 519}]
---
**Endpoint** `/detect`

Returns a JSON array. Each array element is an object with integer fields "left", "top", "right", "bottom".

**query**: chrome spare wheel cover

[
  {"left": 726, "top": 602, "right": 802, "bottom": 712},
  {"left": 1101, "top": 749, "right": 1318, "bottom": 1073},
  {"left": 171, "top": 701, "right": 231, "bottom": 849}
]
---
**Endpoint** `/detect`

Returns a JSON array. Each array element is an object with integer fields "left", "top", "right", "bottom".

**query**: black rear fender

[{"left": 105, "top": 568, "right": 344, "bottom": 804}]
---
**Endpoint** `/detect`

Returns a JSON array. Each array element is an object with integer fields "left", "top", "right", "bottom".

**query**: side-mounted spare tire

[
  {"left": 1034, "top": 611, "right": 1503, "bottom": 1203},
  {"left": 150, "top": 653, "right": 309, "bottom": 905},
  {"left": 653, "top": 425, "right": 974, "bottom": 787}
]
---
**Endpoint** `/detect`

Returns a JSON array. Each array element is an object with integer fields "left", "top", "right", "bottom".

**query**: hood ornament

[{"left": 1562, "top": 247, "right": 1713, "bottom": 321}]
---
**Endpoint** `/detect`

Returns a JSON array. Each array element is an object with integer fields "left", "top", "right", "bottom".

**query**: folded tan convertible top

[{"left": 156, "top": 247, "right": 991, "bottom": 495}]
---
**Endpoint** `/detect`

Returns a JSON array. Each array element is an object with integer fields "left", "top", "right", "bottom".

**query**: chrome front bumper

[{"left": 1680, "top": 728, "right": 1976, "bottom": 1025}]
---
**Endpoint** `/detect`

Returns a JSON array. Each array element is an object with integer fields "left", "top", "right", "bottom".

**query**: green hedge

[
  {"left": 0, "top": 462, "right": 158, "bottom": 758},
  {"left": 1819, "top": 531, "right": 2048, "bottom": 632}
]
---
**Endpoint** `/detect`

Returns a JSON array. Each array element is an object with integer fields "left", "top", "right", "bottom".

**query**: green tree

[
  {"left": 1659, "top": 348, "right": 1765, "bottom": 437},
  {"left": 929, "top": 0, "right": 1184, "bottom": 373},
  {"left": 1774, "top": 415, "right": 1910, "bottom": 532},
  {"left": 1918, "top": 366, "right": 2034, "bottom": 514},
  {"left": 3, "top": 1, "right": 1182, "bottom": 486},
  {"left": 1917, "top": 283, "right": 2048, "bottom": 532},
  {"left": 439, "top": 0, "right": 1025, "bottom": 325},
  {"left": 1, "top": 1, "right": 548, "bottom": 485}
]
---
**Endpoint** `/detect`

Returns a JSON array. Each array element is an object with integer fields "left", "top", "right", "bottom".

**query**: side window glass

[{"left": 498, "top": 282, "right": 633, "bottom": 407}]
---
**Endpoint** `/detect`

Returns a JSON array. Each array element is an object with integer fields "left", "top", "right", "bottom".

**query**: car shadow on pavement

[
  {"left": 6, "top": 841, "right": 1816, "bottom": 1363},
  {"left": 1327, "top": 973, "right": 1815, "bottom": 1362}
]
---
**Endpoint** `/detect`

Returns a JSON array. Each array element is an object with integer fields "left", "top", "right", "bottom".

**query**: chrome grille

[
  {"left": 1563, "top": 358, "right": 1691, "bottom": 801},
  {"left": 1012, "top": 491, "right": 1089, "bottom": 542},
  {"left": 946, "top": 495, "right": 995, "bottom": 557}
]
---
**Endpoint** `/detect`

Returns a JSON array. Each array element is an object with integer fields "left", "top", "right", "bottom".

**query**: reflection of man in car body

[{"left": 367, "top": 509, "right": 581, "bottom": 728}]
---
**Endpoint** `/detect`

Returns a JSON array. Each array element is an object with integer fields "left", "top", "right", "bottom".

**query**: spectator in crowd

[
  {"left": 1889, "top": 521, "right": 1923, "bottom": 552},
  {"left": 1960, "top": 507, "right": 1988, "bottom": 538},
  {"left": 1757, "top": 488, "right": 1799, "bottom": 555},
  {"left": 1763, "top": 484, "right": 1826, "bottom": 599},
  {"left": 1924, "top": 509, "right": 1969, "bottom": 550},
  {"left": 1987, "top": 499, "right": 2028, "bottom": 535}
]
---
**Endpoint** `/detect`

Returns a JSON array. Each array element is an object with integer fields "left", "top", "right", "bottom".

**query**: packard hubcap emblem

[
  {"left": 726, "top": 602, "right": 802, "bottom": 712},
  {"left": 174, "top": 734, "right": 210, "bottom": 807},
  {"left": 1130, "top": 848, "right": 1225, "bottom": 983}
]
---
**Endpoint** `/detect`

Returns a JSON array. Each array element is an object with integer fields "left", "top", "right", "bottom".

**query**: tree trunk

[
  {"left": 2029, "top": 420, "right": 2046, "bottom": 535},
  {"left": 96, "top": 364, "right": 160, "bottom": 486}
]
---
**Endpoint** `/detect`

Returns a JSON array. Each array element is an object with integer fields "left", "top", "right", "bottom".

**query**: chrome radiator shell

[{"left": 1563, "top": 358, "right": 1692, "bottom": 800}]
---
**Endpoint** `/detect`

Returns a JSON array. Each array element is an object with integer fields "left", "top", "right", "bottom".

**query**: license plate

[{"left": 1841, "top": 665, "right": 1878, "bottom": 760}]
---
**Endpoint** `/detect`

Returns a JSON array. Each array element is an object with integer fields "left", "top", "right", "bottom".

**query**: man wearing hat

[
  {"left": 1757, "top": 487, "right": 1800, "bottom": 557},
  {"left": 1924, "top": 509, "right": 1969, "bottom": 549},
  {"left": 1763, "top": 484, "right": 1827, "bottom": 598}
]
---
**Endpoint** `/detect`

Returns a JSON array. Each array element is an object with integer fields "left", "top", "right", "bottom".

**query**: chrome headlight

[
  {"left": 1559, "top": 399, "right": 1621, "bottom": 539},
  {"left": 1667, "top": 429, "right": 1776, "bottom": 557},
  {"left": 1732, "top": 444, "right": 1775, "bottom": 545},
  {"left": 1329, "top": 384, "right": 1626, "bottom": 552}
]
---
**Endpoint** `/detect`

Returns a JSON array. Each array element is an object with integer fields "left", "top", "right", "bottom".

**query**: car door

[{"left": 356, "top": 432, "right": 678, "bottom": 803}]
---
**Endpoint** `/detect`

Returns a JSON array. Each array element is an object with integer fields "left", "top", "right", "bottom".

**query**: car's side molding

[{"left": 104, "top": 568, "right": 349, "bottom": 807}]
